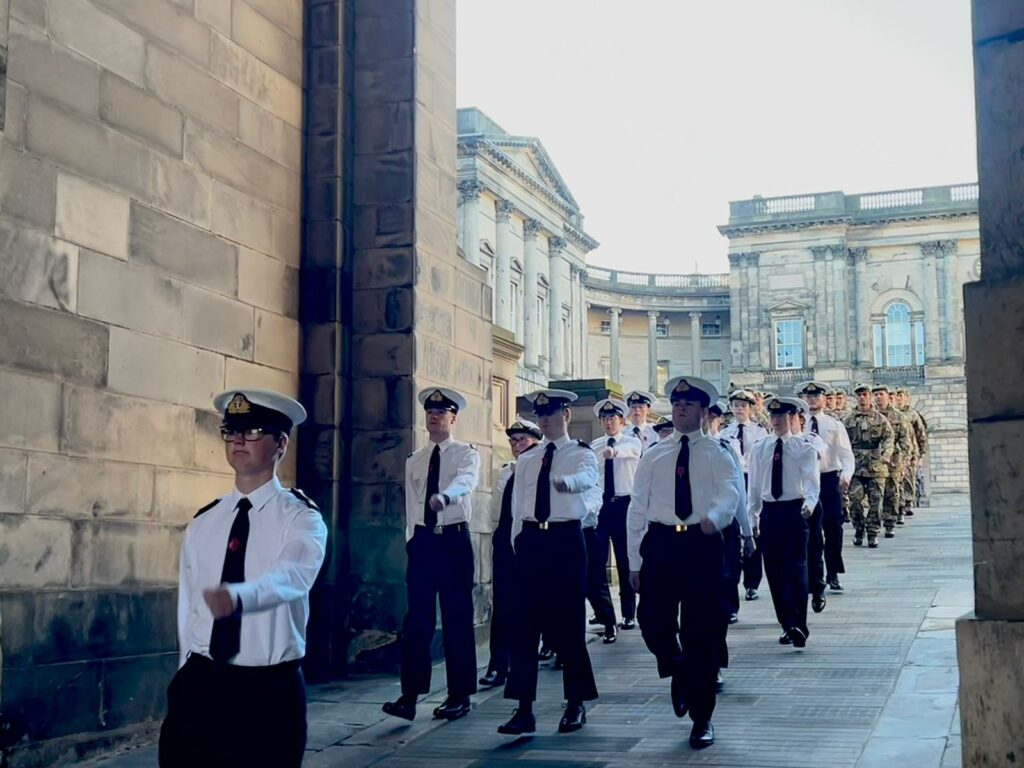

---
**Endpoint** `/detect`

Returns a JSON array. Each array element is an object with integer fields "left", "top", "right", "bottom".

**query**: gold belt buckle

[
  {"left": 539, "top": 521, "right": 549, "bottom": 531},
  {"left": 675, "top": 524, "right": 687, "bottom": 533},
  {"left": 433, "top": 525, "right": 443, "bottom": 534}
]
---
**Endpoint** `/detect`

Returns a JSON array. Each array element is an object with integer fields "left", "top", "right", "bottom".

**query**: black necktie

[
  {"left": 633, "top": 426, "right": 641, "bottom": 440},
  {"left": 210, "top": 497, "right": 252, "bottom": 662},
  {"left": 675, "top": 437, "right": 692, "bottom": 521},
  {"left": 500, "top": 472, "right": 515, "bottom": 527},
  {"left": 738, "top": 423, "right": 745, "bottom": 454},
  {"left": 424, "top": 445, "right": 441, "bottom": 528},
  {"left": 535, "top": 443, "right": 556, "bottom": 522},
  {"left": 604, "top": 437, "right": 616, "bottom": 498},
  {"left": 811, "top": 416, "right": 819, "bottom": 435},
  {"left": 771, "top": 438, "right": 784, "bottom": 500}
]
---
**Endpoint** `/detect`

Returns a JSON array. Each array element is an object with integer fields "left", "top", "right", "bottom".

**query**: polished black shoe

[
  {"left": 558, "top": 702, "right": 586, "bottom": 733},
  {"left": 602, "top": 626, "right": 617, "bottom": 644},
  {"left": 853, "top": 535, "right": 864, "bottom": 546},
  {"left": 670, "top": 673, "right": 688, "bottom": 718},
  {"left": 896, "top": 519, "right": 905, "bottom": 526},
  {"left": 382, "top": 697, "right": 416, "bottom": 721},
  {"left": 778, "top": 632, "right": 792, "bottom": 645},
  {"left": 728, "top": 612, "right": 738, "bottom": 624},
  {"left": 812, "top": 593, "right": 827, "bottom": 613},
  {"left": 905, "top": 509, "right": 915, "bottom": 517},
  {"left": 588, "top": 614, "right": 602, "bottom": 625},
  {"left": 619, "top": 618, "right": 636, "bottom": 630},
  {"left": 788, "top": 627, "right": 807, "bottom": 648},
  {"left": 478, "top": 669, "right": 506, "bottom": 688},
  {"left": 884, "top": 531, "right": 895, "bottom": 538},
  {"left": 745, "top": 588, "right": 759, "bottom": 601},
  {"left": 689, "top": 720, "right": 715, "bottom": 749},
  {"left": 538, "top": 646, "right": 554, "bottom": 662},
  {"left": 433, "top": 697, "right": 471, "bottom": 721},
  {"left": 868, "top": 537, "right": 879, "bottom": 548},
  {"left": 552, "top": 655, "right": 564, "bottom": 670},
  {"left": 715, "top": 670, "right": 724, "bottom": 693},
  {"left": 828, "top": 578, "right": 844, "bottom": 593},
  {"left": 497, "top": 708, "right": 536, "bottom": 735}
]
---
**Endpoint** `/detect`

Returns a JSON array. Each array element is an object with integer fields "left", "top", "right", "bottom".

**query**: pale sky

[{"left": 456, "top": 0, "right": 978, "bottom": 274}]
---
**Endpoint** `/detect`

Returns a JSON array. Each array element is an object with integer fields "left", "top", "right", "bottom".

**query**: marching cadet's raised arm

[
  {"left": 626, "top": 446, "right": 657, "bottom": 572},
  {"left": 706, "top": 446, "right": 741, "bottom": 532},
  {"left": 553, "top": 448, "right": 598, "bottom": 492},
  {"left": 440, "top": 442, "right": 481, "bottom": 506},
  {"left": 747, "top": 434, "right": 765, "bottom": 532},
  {"left": 798, "top": 441, "right": 822, "bottom": 514}
]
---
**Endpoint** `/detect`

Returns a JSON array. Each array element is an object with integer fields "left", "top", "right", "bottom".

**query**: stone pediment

[
  {"left": 488, "top": 137, "right": 580, "bottom": 210},
  {"left": 765, "top": 298, "right": 811, "bottom": 313}
]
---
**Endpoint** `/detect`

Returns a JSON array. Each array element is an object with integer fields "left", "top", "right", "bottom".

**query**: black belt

[
  {"left": 522, "top": 519, "right": 581, "bottom": 531},
  {"left": 820, "top": 470, "right": 839, "bottom": 478},
  {"left": 603, "top": 494, "right": 631, "bottom": 503},
  {"left": 649, "top": 520, "right": 701, "bottom": 534},
  {"left": 187, "top": 653, "right": 302, "bottom": 675},
  {"left": 762, "top": 498, "right": 804, "bottom": 509},
  {"left": 415, "top": 522, "right": 468, "bottom": 535}
]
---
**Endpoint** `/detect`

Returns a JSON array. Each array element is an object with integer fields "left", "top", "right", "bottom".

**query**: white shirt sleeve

[
  {"left": 405, "top": 453, "right": 417, "bottom": 541},
  {"left": 747, "top": 441, "right": 764, "bottom": 530},
  {"left": 177, "top": 527, "right": 193, "bottom": 669},
  {"left": 557, "top": 447, "right": 599, "bottom": 493},
  {"left": 836, "top": 422, "right": 855, "bottom": 482},
  {"left": 706, "top": 444, "right": 741, "bottom": 532},
  {"left": 441, "top": 444, "right": 480, "bottom": 504},
  {"left": 627, "top": 452, "right": 654, "bottom": 571},
  {"left": 615, "top": 437, "right": 643, "bottom": 459},
  {"left": 801, "top": 443, "right": 822, "bottom": 511}
]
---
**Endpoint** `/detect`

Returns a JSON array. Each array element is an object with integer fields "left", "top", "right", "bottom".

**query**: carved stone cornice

[
  {"left": 495, "top": 199, "right": 514, "bottom": 222},
  {"left": 492, "top": 325, "right": 524, "bottom": 362},
  {"left": 457, "top": 179, "right": 483, "bottom": 203}
]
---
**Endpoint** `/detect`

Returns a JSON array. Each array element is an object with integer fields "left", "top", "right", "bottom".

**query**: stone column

[
  {"left": 940, "top": 240, "right": 963, "bottom": 361},
  {"left": 851, "top": 248, "right": 870, "bottom": 365},
  {"left": 548, "top": 237, "right": 566, "bottom": 378},
  {"left": 728, "top": 253, "right": 745, "bottom": 370},
  {"left": 751, "top": 254, "right": 767, "bottom": 370},
  {"left": 832, "top": 245, "right": 851, "bottom": 363},
  {"left": 493, "top": 199, "right": 514, "bottom": 332},
  {"left": 609, "top": 307, "right": 622, "bottom": 382},
  {"left": 521, "top": 219, "right": 541, "bottom": 368},
  {"left": 690, "top": 312, "right": 702, "bottom": 376},
  {"left": 647, "top": 310, "right": 659, "bottom": 391},
  {"left": 920, "top": 242, "right": 943, "bottom": 364},
  {"left": 458, "top": 180, "right": 483, "bottom": 267},
  {"left": 811, "top": 246, "right": 829, "bottom": 363}
]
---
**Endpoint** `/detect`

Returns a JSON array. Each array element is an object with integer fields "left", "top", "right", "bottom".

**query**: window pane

[
  {"left": 774, "top": 319, "right": 803, "bottom": 369},
  {"left": 701, "top": 360, "right": 723, "bottom": 390},
  {"left": 885, "top": 302, "right": 912, "bottom": 367},
  {"left": 600, "top": 320, "right": 611, "bottom": 335},
  {"left": 914, "top": 321, "right": 925, "bottom": 365},
  {"left": 656, "top": 321, "right": 668, "bottom": 338}
]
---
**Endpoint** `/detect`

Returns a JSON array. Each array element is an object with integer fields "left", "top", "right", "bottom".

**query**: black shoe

[
  {"left": 884, "top": 531, "right": 895, "bottom": 538},
  {"left": 812, "top": 594, "right": 827, "bottom": 613},
  {"left": 853, "top": 535, "right": 864, "bottom": 546},
  {"left": 689, "top": 720, "right": 715, "bottom": 749},
  {"left": 382, "top": 697, "right": 416, "bottom": 721},
  {"left": 715, "top": 670, "right": 724, "bottom": 693},
  {"left": 538, "top": 646, "right": 554, "bottom": 662},
  {"left": 828, "top": 578, "right": 844, "bottom": 593},
  {"left": 788, "top": 627, "right": 807, "bottom": 648},
  {"left": 619, "top": 618, "right": 636, "bottom": 630},
  {"left": 478, "top": 669, "right": 506, "bottom": 688},
  {"left": 558, "top": 702, "right": 586, "bottom": 733},
  {"left": 728, "top": 612, "right": 738, "bottom": 624},
  {"left": 671, "top": 673, "right": 688, "bottom": 718},
  {"left": 778, "top": 632, "right": 792, "bottom": 645},
  {"left": 433, "top": 697, "right": 471, "bottom": 721},
  {"left": 896, "top": 520, "right": 905, "bottom": 526},
  {"left": 906, "top": 509, "right": 915, "bottom": 517},
  {"left": 602, "top": 626, "right": 617, "bottom": 644},
  {"left": 552, "top": 655, "right": 564, "bottom": 670},
  {"left": 588, "top": 614, "right": 602, "bottom": 625},
  {"left": 745, "top": 588, "right": 759, "bottom": 601},
  {"left": 497, "top": 708, "right": 536, "bottom": 735},
  {"left": 868, "top": 537, "right": 879, "bottom": 548}
]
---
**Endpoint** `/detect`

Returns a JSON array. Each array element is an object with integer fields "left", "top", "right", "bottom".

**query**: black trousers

[
  {"left": 400, "top": 525, "right": 477, "bottom": 699},
  {"left": 637, "top": 523, "right": 724, "bottom": 724},
  {"left": 159, "top": 654, "right": 306, "bottom": 768},
  {"left": 584, "top": 525, "right": 617, "bottom": 630},
  {"left": 759, "top": 499, "right": 809, "bottom": 635},
  {"left": 820, "top": 472, "right": 846, "bottom": 580},
  {"left": 505, "top": 521, "right": 598, "bottom": 703},
  {"left": 487, "top": 521, "right": 515, "bottom": 677},
  {"left": 722, "top": 518, "right": 742, "bottom": 614},
  {"left": 596, "top": 495, "right": 636, "bottom": 620},
  {"left": 741, "top": 473, "right": 763, "bottom": 591}
]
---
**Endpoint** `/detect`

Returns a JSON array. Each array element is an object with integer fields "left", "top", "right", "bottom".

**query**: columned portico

[
  {"left": 522, "top": 219, "right": 542, "bottom": 368},
  {"left": 647, "top": 310, "right": 658, "bottom": 391},
  {"left": 548, "top": 236, "right": 567, "bottom": 378},
  {"left": 920, "top": 241, "right": 944, "bottom": 364},
  {"left": 457, "top": 180, "right": 483, "bottom": 266},
  {"left": 494, "top": 199, "right": 514, "bottom": 331},
  {"left": 689, "top": 312, "right": 702, "bottom": 376}
]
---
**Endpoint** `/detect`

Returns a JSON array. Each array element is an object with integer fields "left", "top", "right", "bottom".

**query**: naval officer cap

[
  {"left": 525, "top": 388, "right": 578, "bottom": 416},
  {"left": 728, "top": 388, "right": 757, "bottom": 405},
  {"left": 652, "top": 414, "right": 674, "bottom": 435},
  {"left": 665, "top": 376, "right": 718, "bottom": 408},
  {"left": 766, "top": 396, "right": 802, "bottom": 416},
  {"left": 594, "top": 398, "right": 628, "bottom": 419},
  {"left": 505, "top": 418, "right": 542, "bottom": 439},
  {"left": 625, "top": 390, "right": 656, "bottom": 407},
  {"left": 214, "top": 389, "right": 307, "bottom": 433},
  {"left": 708, "top": 399, "right": 729, "bottom": 417},
  {"left": 796, "top": 381, "right": 831, "bottom": 396},
  {"left": 418, "top": 387, "right": 467, "bottom": 413}
]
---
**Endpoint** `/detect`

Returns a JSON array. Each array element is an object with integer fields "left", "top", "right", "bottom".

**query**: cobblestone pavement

[{"left": 83, "top": 498, "right": 970, "bottom": 768}]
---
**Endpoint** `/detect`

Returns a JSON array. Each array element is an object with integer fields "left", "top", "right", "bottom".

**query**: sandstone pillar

[
  {"left": 609, "top": 307, "right": 621, "bottom": 383},
  {"left": 522, "top": 219, "right": 541, "bottom": 367},
  {"left": 851, "top": 247, "right": 870, "bottom": 365},
  {"left": 548, "top": 237, "right": 566, "bottom": 378},
  {"left": 647, "top": 310, "right": 658, "bottom": 391},
  {"left": 458, "top": 180, "right": 482, "bottom": 267},
  {"left": 690, "top": 311, "right": 702, "bottom": 376},
  {"left": 494, "top": 199, "right": 514, "bottom": 331},
  {"left": 728, "top": 253, "right": 746, "bottom": 370},
  {"left": 941, "top": 240, "right": 963, "bottom": 362},
  {"left": 833, "top": 245, "right": 851, "bottom": 363},
  {"left": 920, "top": 242, "right": 944, "bottom": 364}
]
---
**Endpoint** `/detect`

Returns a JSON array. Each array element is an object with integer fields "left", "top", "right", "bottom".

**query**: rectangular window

[
  {"left": 492, "top": 376, "right": 509, "bottom": 429},
  {"left": 701, "top": 360, "right": 723, "bottom": 389},
  {"left": 701, "top": 320, "right": 722, "bottom": 337},
  {"left": 600, "top": 320, "right": 611, "bottom": 335},
  {"left": 773, "top": 319, "right": 804, "bottom": 369},
  {"left": 913, "top": 321, "right": 925, "bottom": 365},
  {"left": 509, "top": 281, "right": 519, "bottom": 338},
  {"left": 656, "top": 321, "right": 669, "bottom": 338},
  {"left": 873, "top": 324, "right": 885, "bottom": 367}
]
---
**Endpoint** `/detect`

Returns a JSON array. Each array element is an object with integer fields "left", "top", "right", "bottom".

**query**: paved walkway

[{"left": 82, "top": 499, "right": 971, "bottom": 768}]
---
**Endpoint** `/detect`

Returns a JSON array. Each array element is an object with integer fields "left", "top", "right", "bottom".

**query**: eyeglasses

[{"left": 220, "top": 427, "right": 275, "bottom": 442}]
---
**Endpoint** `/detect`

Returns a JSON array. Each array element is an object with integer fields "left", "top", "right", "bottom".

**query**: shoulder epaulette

[
  {"left": 194, "top": 498, "right": 220, "bottom": 518},
  {"left": 520, "top": 443, "right": 538, "bottom": 454},
  {"left": 289, "top": 488, "right": 319, "bottom": 510},
  {"left": 502, "top": 462, "right": 512, "bottom": 468},
  {"left": 576, "top": 439, "right": 590, "bottom": 448},
  {"left": 468, "top": 443, "right": 477, "bottom": 451}
]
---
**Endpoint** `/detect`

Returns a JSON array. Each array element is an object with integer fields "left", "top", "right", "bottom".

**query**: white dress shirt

[
  {"left": 804, "top": 411, "right": 855, "bottom": 482},
  {"left": 714, "top": 434, "right": 752, "bottom": 537},
  {"left": 177, "top": 476, "right": 328, "bottom": 668},
  {"left": 720, "top": 419, "right": 769, "bottom": 473},
  {"left": 628, "top": 422, "right": 660, "bottom": 452},
  {"left": 493, "top": 461, "right": 515, "bottom": 528},
  {"left": 405, "top": 436, "right": 481, "bottom": 539},
  {"left": 589, "top": 431, "right": 643, "bottom": 496},
  {"left": 746, "top": 432, "right": 821, "bottom": 529},
  {"left": 626, "top": 429, "right": 742, "bottom": 571},
  {"left": 510, "top": 433, "right": 599, "bottom": 543}
]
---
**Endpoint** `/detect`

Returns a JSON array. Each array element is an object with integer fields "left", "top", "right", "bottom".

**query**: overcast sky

[{"left": 456, "top": 0, "right": 978, "bottom": 274}]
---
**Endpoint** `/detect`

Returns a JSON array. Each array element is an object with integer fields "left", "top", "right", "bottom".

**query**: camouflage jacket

[
  {"left": 900, "top": 405, "right": 928, "bottom": 456},
  {"left": 881, "top": 406, "right": 915, "bottom": 467},
  {"left": 843, "top": 407, "right": 895, "bottom": 478}
]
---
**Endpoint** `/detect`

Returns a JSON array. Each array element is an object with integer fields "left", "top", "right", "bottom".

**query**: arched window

[{"left": 873, "top": 300, "right": 925, "bottom": 367}]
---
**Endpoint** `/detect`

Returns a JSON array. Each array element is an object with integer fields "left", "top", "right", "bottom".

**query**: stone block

[
  {"left": 4, "top": 80, "right": 27, "bottom": 147},
  {"left": 239, "top": 0, "right": 302, "bottom": 40},
  {"left": 972, "top": 536, "right": 1024, "bottom": 619},
  {"left": 353, "top": 101, "right": 413, "bottom": 155},
  {"left": 967, "top": 418, "right": 1024, "bottom": 543},
  {"left": 353, "top": 151, "right": 413, "bottom": 206},
  {"left": 237, "top": 247, "right": 299, "bottom": 318},
  {"left": 348, "top": 483, "right": 405, "bottom": 530},
  {"left": 354, "top": 56, "right": 414, "bottom": 106},
  {"left": 153, "top": 467, "right": 230, "bottom": 524},
  {"left": 210, "top": 31, "right": 302, "bottom": 127},
  {"left": 0, "top": 142, "right": 56, "bottom": 229},
  {"left": 416, "top": 206, "right": 457, "bottom": 262},
  {"left": 354, "top": 333, "right": 414, "bottom": 377},
  {"left": 0, "top": 297, "right": 108, "bottom": 386},
  {"left": 182, "top": 283, "right": 254, "bottom": 358},
  {"left": 414, "top": 286, "right": 455, "bottom": 342},
  {"left": 0, "top": 369, "right": 62, "bottom": 452},
  {"left": 239, "top": 98, "right": 302, "bottom": 170},
  {"left": 185, "top": 120, "right": 300, "bottom": 211},
  {"left": 0, "top": 448, "right": 27, "bottom": 513},
  {"left": 78, "top": 249, "right": 183, "bottom": 339},
  {"left": 72, "top": 519, "right": 182, "bottom": 586},
  {"left": 350, "top": 376, "right": 414, "bottom": 431},
  {"left": 354, "top": 11, "right": 413, "bottom": 63},
  {"left": 973, "top": 0, "right": 1024, "bottom": 42},
  {"left": 0, "top": 215, "right": 78, "bottom": 311},
  {"left": 192, "top": 408, "right": 227, "bottom": 472},
  {"left": 271, "top": 205, "right": 301, "bottom": 266},
  {"left": 48, "top": 0, "right": 146, "bottom": 85},
  {"left": 130, "top": 201, "right": 238, "bottom": 295},
  {"left": 302, "top": 324, "right": 338, "bottom": 375},
  {"left": 10, "top": 0, "right": 44, "bottom": 29},
  {"left": 421, "top": 252, "right": 452, "bottom": 299},
  {"left": 349, "top": 430, "right": 412, "bottom": 485},
  {"left": 231, "top": 0, "right": 302, "bottom": 81},
  {"left": 107, "top": 326, "right": 225, "bottom": 409},
  {"left": 55, "top": 172, "right": 130, "bottom": 259},
  {"left": 65, "top": 386, "right": 194, "bottom": 466},
  {"left": 0, "top": 659, "right": 102, "bottom": 740},
  {"left": 454, "top": 307, "right": 490, "bottom": 359},
  {"left": 415, "top": 163, "right": 457, "bottom": 230},
  {"left": 102, "top": 652, "right": 177, "bottom": 729},
  {"left": 100, "top": 71, "right": 184, "bottom": 157},
  {"left": 8, "top": 18, "right": 100, "bottom": 116},
  {"left": 28, "top": 453, "right": 154, "bottom": 521},
  {"left": 956, "top": 615, "right": 1024, "bottom": 765},
  {"left": 352, "top": 247, "right": 415, "bottom": 289},
  {"left": 415, "top": 336, "right": 452, "bottom": 381},
  {"left": 91, "top": 0, "right": 210, "bottom": 67},
  {"left": 144, "top": 42, "right": 239, "bottom": 136},
  {"left": 348, "top": 524, "right": 406, "bottom": 585},
  {"left": 0, "top": 514, "right": 73, "bottom": 587},
  {"left": 225, "top": 357, "right": 298, "bottom": 396},
  {"left": 351, "top": 287, "right": 414, "bottom": 334},
  {"left": 210, "top": 180, "right": 274, "bottom": 255},
  {"left": 254, "top": 309, "right": 300, "bottom": 371},
  {"left": 964, "top": 278, "right": 1024, "bottom": 421},
  {"left": 195, "top": 0, "right": 230, "bottom": 35}
]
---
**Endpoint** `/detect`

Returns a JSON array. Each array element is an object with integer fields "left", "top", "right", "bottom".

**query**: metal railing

[{"left": 870, "top": 366, "right": 925, "bottom": 382}]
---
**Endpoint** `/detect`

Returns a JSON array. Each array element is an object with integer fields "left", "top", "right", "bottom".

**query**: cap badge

[
  {"left": 227, "top": 393, "right": 251, "bottom": 415},
  {"left": 674, "top": 379, "right": 691, "bottom": 393},
  {"left": 536, "top": 393, "right": 549, "bottom": 406},
  {"left": 429, "top": 390, "right": 444, "bottom": 402}
]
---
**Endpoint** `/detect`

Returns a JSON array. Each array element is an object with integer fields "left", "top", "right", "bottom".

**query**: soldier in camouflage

[
  {"left": 896, "top": 388, "right": 928, "bottom": 516},
  {"left": 843, "top": 383, "right": 894, "bottom": 548},
  {"left": 872, "top": 385, "right": 914, "bottom": 537}
]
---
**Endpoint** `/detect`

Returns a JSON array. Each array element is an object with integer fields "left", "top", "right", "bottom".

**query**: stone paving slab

[{"left": 78, "top": 503, "right": 970, "bottom": 768}]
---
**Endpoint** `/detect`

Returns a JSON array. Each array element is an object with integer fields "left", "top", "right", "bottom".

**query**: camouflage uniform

[
  {"left": 879, "top": 404, "right": 914, "bottom": 530},
  {"left": 844, "top": 406, "right": 894, "bottom": 545},
  {"left": 900, "top": 403, "right": 928, "bottom": 511}
]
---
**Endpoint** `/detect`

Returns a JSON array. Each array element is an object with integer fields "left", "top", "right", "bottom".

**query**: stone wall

[{"left": 0, "top": 0, "right": 304, "bottom": 763}]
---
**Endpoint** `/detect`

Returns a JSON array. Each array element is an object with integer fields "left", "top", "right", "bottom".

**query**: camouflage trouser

[
  {"left": 901, "top": 461, "right": 917, "bottom": 515},
  {"left": 882, "top": 468, "right": 901, "bottom": 529},
  {"left": 841, "top": 492, "right": 851, "bottom": 523},
  {"left": 849, "top": 476, "right": 883, "bottom": 538}
]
